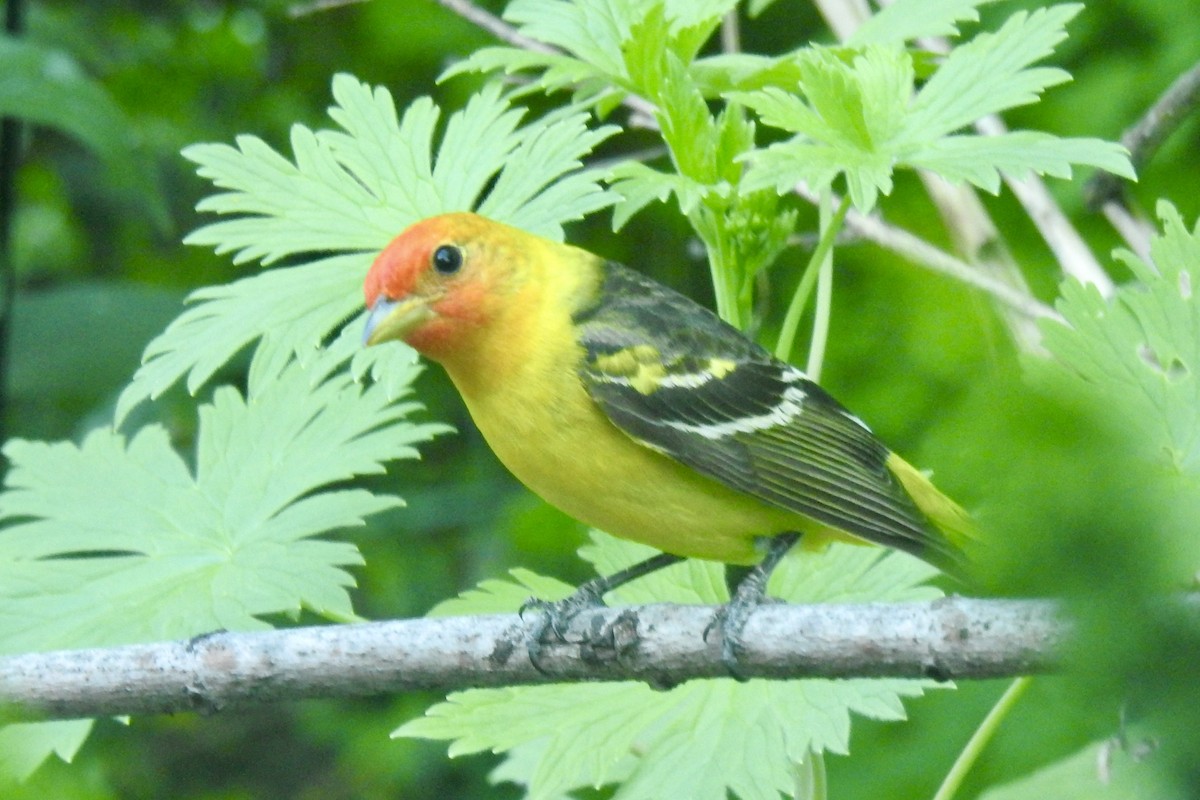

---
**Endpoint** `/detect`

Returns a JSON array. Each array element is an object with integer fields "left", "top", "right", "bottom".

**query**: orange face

[{"left": 362, "top": 213, "right": 507, "bottom": 360}]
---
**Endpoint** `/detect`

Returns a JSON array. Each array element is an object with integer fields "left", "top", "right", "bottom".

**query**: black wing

[{"left": 574, "top": 261, "right": 944, "bottom": 561}]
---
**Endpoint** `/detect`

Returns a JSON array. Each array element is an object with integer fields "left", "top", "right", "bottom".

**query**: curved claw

[
  {"left": 518, "top": 552, "right": 685, "bottom": 674},
  {"left": 707, "top": 532, "right": 801, "bottom": 680},
  {"left": 521, "top": 585, "right": 608, "bottom": 673}
]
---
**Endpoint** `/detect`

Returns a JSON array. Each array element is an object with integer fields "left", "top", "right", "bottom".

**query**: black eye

[{"left": 432, "top": 244, "right": 463, "bottom": 275}]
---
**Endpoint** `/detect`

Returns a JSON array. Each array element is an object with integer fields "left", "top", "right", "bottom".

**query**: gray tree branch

[{"left": 0, "top": 598, "right": 1063, "bottom": 722}]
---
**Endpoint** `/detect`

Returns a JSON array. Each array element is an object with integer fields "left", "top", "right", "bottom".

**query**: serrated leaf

[
  {"left": 0, "top": 720, "right": 93, "bottom": 783},
  {"left": 849, "top": 0, "right": 1000, "bottom": 48},
  {"left": 398, "top": 533, "right": 945, "bottom": 800},
  {"left": 1, "top": 333, "right": 446, "bottom": 780},
  {"left": 441, "top": 47, "right": 610, "bottom": 100},
  {"left": 115, "top": 254, "right": 366, "bottom": 422},
  {"left": 737, "top": 6, "right": 1133, "bottom": 211},
  {"left": 691, "top": 52, "right": 805, "bottom": 96},
  {"left": 902, "top": 5, "right": 1081, "bottom": 141},
  {"left": 978, "top": 732, "right": 1184, "bottom": 800},
  {"left": 454, "top": 0, "right": 733, "bottom": 115},
  {"left": 118, "top": 75, "right": 615, "bottom": 420},
  {"left": 504, "top": 0, "right": 632, "bottom": 79},
  {"left": 476, "top": 108, "right": 618, "bottom": 233},
  {"left": 607, "top": 161, "right": 712, "bottom": 229},
  {"left": 427, "top": 568, "right": 575, "bottom": 617},
  {"left": 904, "top": 132, "right": 1134, "bottom": 193},
  {"left": 1040, "top": 202, "right": 1200, "bottom": 474},
  {"left": 1, "top": 339, "right": 443, "bottom": 654},
  {"left": 732, "top": 46, "right": 911, "bottom": 210}
]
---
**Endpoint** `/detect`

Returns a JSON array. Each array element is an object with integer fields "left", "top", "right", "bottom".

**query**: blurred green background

[{"left": 2, "top": 0, "right": 1198, "bottom": 797}]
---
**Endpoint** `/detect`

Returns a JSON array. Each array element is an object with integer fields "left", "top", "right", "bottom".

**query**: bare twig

[
  {"left": 433, "top": 0, "right": 558, "bottom": 54},
  {"left": 432, "top": 0, "right": 660, "bottom": 123},
  {"left": 916, "top": 174, "right": 1048, "bottom": 351},
  {"left": 1085, "top": 59, "right": 1200, "bottom": 260},
  {"left": 287, "top": 0, "right": 367, "bottom": 18},
  {"left": 1085, "top": 59, "right": 1200, "bottom": 209},
  {"left": 793, "top": 185, "right": 1063, "bottom": 323},
  {"left": 720, "top": 9, "right": 742, "bottom": 54},
  {"left": 975, "top": 115, "right": 1114, "bottom": 297},
  {"left": 0, "top": 598, "right": 1064, "bottom": 722}
]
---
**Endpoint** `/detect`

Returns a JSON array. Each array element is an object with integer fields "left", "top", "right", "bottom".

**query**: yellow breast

[{"left": 431, "top": 235, "right": 850, "bottom": 564}]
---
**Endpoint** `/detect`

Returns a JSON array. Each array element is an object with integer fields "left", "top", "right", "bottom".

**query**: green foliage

[
  {"left": 0, "top": 720, "right": 93, "bottom": 784},
  {"left": 977, "top": 730, "right": 1185, "bottom": 800},
  {"left": 398, "top": 533, "right": 944, "bottom": 800},
  {"left": 1, "top": 64, "right": 619, "bottom": 784},
  {"left": 1042, "top": 202, "right": 1200, "bottom": 476},
  {"left": 1, "top": 0, "right": 1195, "bottom": 797},
  {"left": 449, "top": 0, "right": 1132, "bottom": 335},
  {"left": 733, "top": 5, "right": 1134, "bottom": 211},
  {"left": 116, "top": 75, "right": 616, "bottom": 423},
  {"left": 848, "top": 0, "right": 1002, "bottom": 48},
  {"left": 0, "top": 330, "right": 446, "bottom": 778}
]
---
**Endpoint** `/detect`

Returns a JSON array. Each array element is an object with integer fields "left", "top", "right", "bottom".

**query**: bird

[{"left": 362, "top": 211, "right": 974, "bottom": 671}]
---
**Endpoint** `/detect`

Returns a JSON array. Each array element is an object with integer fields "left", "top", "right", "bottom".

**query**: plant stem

[
  {"left": 931, "top": 676, "right": 1034, "bottom": 800},
  {"left": 775, "top": 194, "right": 850, "bottom": 364},
  {"left": 805, "top": 191, "right": 836, "bottom": 381},
  {"left": 794, "top": 749, "right": 828, "bottom": 800}
]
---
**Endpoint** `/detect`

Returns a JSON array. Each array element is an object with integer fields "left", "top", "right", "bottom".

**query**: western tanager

[{"left": 362, "top": 212, "right": 973, "bottom": 663}]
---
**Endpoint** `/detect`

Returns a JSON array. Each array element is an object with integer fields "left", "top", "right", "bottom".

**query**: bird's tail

[{"left": 886, "top": 452, "right": 979, "bottom": 576}]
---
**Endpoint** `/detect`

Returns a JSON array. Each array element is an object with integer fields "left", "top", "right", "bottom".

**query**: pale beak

[{"left": 362, "top": 295, "right": 436, "bottom": 346}]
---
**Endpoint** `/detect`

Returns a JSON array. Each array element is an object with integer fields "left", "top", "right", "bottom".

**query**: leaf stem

[
  {"left": 931, "top": 676, "right": 1033, "bottom": 800},
  {"left": 794, "top": 749, "right": 828, "bottom": 800},
  {"left": 775, "top": 194, "right": 851, "bottom": 364},
  {"left": 805, "top": 191, "right": 837, "bottom": 381}
]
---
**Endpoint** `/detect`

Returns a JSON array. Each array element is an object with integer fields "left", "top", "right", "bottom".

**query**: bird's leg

[
  {"left": 709, "top": 531, "right": 802, "bottom": 680},
  {"left": 522, "top": 551, "right": 684, "bottom": 671}
]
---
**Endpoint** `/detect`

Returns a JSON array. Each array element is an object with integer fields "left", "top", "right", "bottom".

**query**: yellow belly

[{"left": 450, "top": 357, "right": 834, "bottom": 565}]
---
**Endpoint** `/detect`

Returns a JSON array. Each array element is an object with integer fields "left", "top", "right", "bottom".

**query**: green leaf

[
  {"left": 902, "top": 5, "right": 1081, "bottom": 141},
  {"left": 451, "top": 0, "right": 733, "bottom": 113},
  {"left": 1, "top": 335, "right": 443, "bottom": 654},
  {"left": 441, "top": 47, "right": 615, "bottom": 105},
  {"left": 503, "top": 0, "right": 632, "bottom": 79},
  {"left": 736, "top": 6, "right": 1134, "bottom": 211},
  {"left": 1040, "top": 202, "right": 1200, "bottom": 475},
  {"left": 184, "top": 77, "right": 613, "bottom": 266},
  {"left": 0, "top": 721, "right": 93, "bottom": 784},
  {"left": 849, "top": 0, "right": 1000, "bottom": 48},
  {"left": 117, "top": 75, "right": 615, "bottom": 421},
  {"left": 427, "top": 568, "right": 575, "bottom": 617},
  {"left": 396, "top": 533, "right": 944, "bottom": 800},
  {"left": 0, "top": 37, "right": 125, "bottom": 158},
  {"left": 690, "top": 52, "right": 805, "bottom": 96},
  {"left": 607, "top": 161, "right": 713, "bottom": 229},
  {"left": 904, "top": 132, "right": 1134, "bottom": 193},
  {"left": 733, "top": 46, "right": 911, "bottom": 210},
  {"left": 115, "top": 254, "right": 366, "bottom": 422},
  {"left": 497, "top": 0, "right": 733, "bottom": 82},
  {"left": 1, "top": 330, "right": 446, "bottom": 780},
  {"left": 978, "top": 733, "right": 1185, "bottom": 800}
]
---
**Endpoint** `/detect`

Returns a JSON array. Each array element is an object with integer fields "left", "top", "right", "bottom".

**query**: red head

[{"left": 362, "top": 212, "right": 520, "bottom": 362}]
